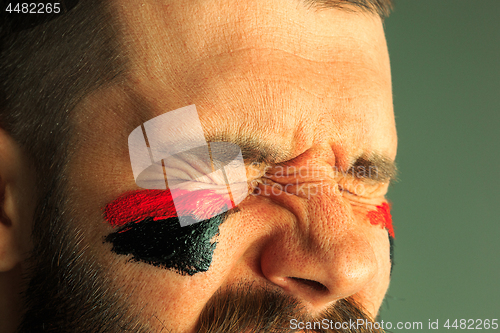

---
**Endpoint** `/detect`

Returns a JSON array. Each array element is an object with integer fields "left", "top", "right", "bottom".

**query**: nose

[{"left": 258, "top": 183, "right": 378, "bottom": 309}]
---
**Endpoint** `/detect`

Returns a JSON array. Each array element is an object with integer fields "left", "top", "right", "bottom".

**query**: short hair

[
  {"left": 0, "top": 0, "right": 124, "bottom": 205},
  {"left": 302, "top": 0, "right": 393, "bottom": 18}
]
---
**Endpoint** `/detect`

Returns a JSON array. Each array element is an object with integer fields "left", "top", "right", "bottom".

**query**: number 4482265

[
  {"left": 5, "top": 3, "right": 61, "bottom": 14},
  {"left": 444, "top": 319, "right": 498, "bottom": 330}
]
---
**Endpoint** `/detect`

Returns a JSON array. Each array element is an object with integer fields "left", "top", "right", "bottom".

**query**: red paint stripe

[
  {"left": 367, "top": 202, "right": 395, "bottom": 238},
  {"left": 104, "top": 188, "right": 233, "bottom": 227}
]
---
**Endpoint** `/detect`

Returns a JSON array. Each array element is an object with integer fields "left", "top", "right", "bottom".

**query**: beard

[
  {"left": 16, "top": 175, "right": 151, "bottom": 333},
  {"left": 16, "top": 176, "right": 384, "bottom": 333}
]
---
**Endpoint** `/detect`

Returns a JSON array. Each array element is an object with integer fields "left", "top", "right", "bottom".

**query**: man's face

[{"left": 58, "top": 0, "right": 396, "bottom": 331}]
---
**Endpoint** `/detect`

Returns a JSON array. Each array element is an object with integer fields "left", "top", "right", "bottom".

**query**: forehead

[{"left": 83, "top": 0, "right": 395, "bottom": 169}]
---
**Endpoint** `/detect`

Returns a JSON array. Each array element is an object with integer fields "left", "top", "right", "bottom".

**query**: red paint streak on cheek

[
  {"left": 367, "top": 202, "right": 395, "bottom": 238},
  {"left": 103, "top": 189, "right": 234, "bottom": 227}
]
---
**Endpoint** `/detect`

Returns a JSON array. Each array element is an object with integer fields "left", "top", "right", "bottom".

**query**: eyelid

[
  {"left": 163, "top": 159, "right": 217, "bottom": 185},
  {"left": 337, "top": 176, "right": 390, "bottom": 198},
  {"left": 338, "top": 184, "right": 357, "bottom": 196},
  {"left": 162, "top": 147, "right": 215, "bottom": 181}
]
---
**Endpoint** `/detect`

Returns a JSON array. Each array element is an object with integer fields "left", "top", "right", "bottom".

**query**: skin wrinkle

[
  {"left": 257, "top": 174, "right": 379, "bottom": 271},
  {"left": 121, "top": 2, "right": 386, "bottom": 89},
  {"left": 197, "top": 9, "right": 378, "bottom": 58},
  {"left": 163, "top": 47, "right": 382, "bottom": 158},
  {"left": 190, "top": 46, "right": 374, "bottom": 66},
  {"left": 182, "top": 50, "right": 388, "bottom": 106},
  {"left": 255, "top": 145, "right": 392, "bottom": 304}
]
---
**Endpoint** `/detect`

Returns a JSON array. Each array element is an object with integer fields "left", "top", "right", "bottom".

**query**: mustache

[{"left": 195, "top": 284, "right": 384, "bottom": 333}]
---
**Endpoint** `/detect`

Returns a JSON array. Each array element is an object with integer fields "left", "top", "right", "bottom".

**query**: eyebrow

[
  {"left": 206, "top": 132, "right": 397, "bottom": 183},
  {"left": 300, "top": 0, "right": 393, "bottom": 19},
  {"left": 345, "top": 154, "right": 398, "bottom": 183},
  {"left": 204, "top": 132, "right": 291, "bottom": 165}
]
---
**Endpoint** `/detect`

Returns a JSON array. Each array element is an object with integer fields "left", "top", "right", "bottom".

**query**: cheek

[
  {"left": 101, "top": 188, "right": 236, "bottom": 276},
  {"left": 367, "top": 203, "right": 394, "bottom": 238}
]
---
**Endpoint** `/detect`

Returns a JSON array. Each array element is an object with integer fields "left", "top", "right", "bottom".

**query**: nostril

[{"left": 288, "top": 277, "right": 328, "bottom": 293}]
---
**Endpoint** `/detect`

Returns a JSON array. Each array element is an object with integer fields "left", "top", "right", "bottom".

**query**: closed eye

[{"left": 338, "top": 185, "right": 356, "bottom": 196}]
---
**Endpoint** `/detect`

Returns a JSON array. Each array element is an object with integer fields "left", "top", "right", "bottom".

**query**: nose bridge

[
  {"left": 306, "top": 186, "right": 357, "bottom": 246},
  {"left": 258, "top": 165, "right": 378, "bottom": 307},
  {"left": 308, "top": 189, "right": 378, "bottom": 292}
]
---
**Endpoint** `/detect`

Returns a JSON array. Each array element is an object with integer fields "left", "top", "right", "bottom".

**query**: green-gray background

[{"left": 380, "top": 0, "right": 500, "bottom": 330}]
